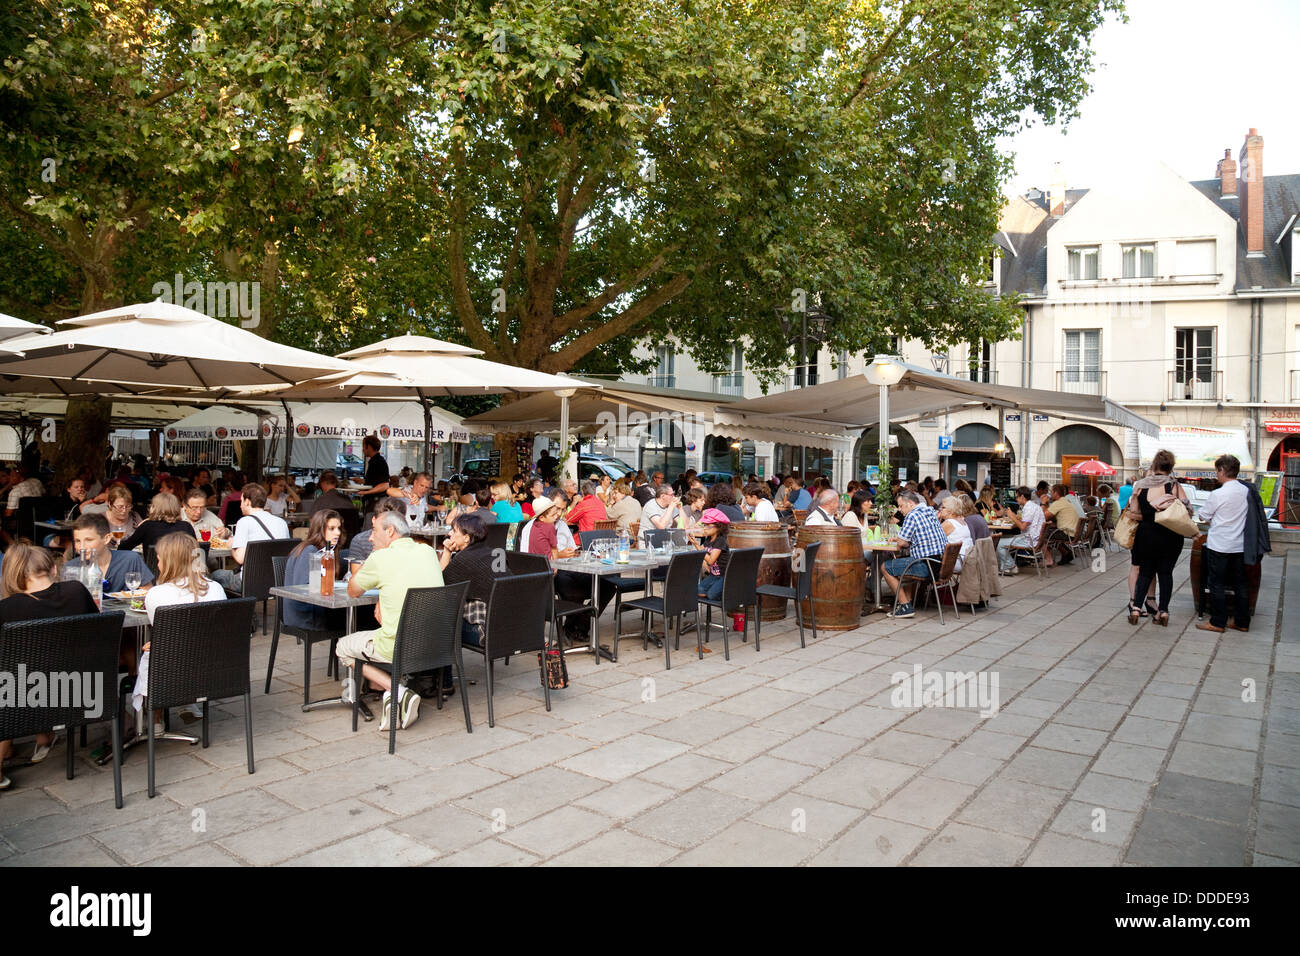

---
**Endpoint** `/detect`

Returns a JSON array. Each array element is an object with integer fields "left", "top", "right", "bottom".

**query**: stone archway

[{"left": 854, "top": 425, "right": 919, "bottom": 483}]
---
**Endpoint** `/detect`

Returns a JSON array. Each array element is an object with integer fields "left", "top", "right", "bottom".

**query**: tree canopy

[{"left": 0, "top": 0, "right": 1122, "bottom": 387}]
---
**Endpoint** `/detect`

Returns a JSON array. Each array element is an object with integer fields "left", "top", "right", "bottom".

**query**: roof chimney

[
  {"left": 1239, "top": 128, "right": 1264, "bottom": 256},
  {"left": 1049, "top": 162, "right": 1066, "bottom": 217},
  {"left": 1216, "top": 148, "right": 1237, "bottom": 198}
]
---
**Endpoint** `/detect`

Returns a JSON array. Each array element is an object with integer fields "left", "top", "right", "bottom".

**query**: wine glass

[{"left": 124, "top": 571, "right": 141, "bottom": 595}]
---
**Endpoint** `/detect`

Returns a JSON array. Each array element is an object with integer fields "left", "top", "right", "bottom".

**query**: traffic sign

[{"left": 937, "top": 435, "right": 952, "bottom": 455}]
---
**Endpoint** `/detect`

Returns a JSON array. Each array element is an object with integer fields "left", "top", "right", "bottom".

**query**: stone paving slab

[{"left": 0, "top": 545, "right": 1295, "bottom": 866}]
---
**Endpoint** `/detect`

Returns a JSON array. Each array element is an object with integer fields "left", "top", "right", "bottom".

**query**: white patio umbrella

[
  {"left": 238, "top": 334, "right": 589, "bottom": 473},
  {"left": 0, "top": 313, "right": 51, "bottom": 353},
  {"left": 0, "top": 301, "right": 355, "bottom": 390}
]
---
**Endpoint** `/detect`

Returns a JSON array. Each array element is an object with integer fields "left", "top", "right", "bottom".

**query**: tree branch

[
  {"left": 545, "top": 270, "right": 694, "bottom": 371},
  {"left": 552, "top": 243, "right": 681, "bottom": 333}
]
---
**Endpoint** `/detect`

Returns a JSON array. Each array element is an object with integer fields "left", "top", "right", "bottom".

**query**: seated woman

[
  {"left": 490, "top": 482, "right": 524, "bottom": 523},
  {"left": 284, "top": 509, "right": 346, "bottom": 632},
  {"left": 439, "top": 511, "right": 495, "bottom": 652},
  {"left": 264, "top": 475, "right": 300, "bottom": 518},
  {"left": 0, "top": 544, "right": 99, "bottom": 787},
  {"left": 144, "top": 532, "right": 227, "bottom": 623},
  {"left": 118, "top": 492, "right": 195, "bottom": 554},
  {"left": 937, "top": 497, "right": 974, "bottom": 573},
  {"left": 975, "top": 485, "right": 998, "bottom": 518},
  {"left": 840, "top": 489, "right": 876, "bottom": 532}
]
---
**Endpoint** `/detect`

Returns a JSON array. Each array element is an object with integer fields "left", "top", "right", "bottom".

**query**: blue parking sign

[{"left": 938, "top": 435, "right": 953, "bottom": 453}]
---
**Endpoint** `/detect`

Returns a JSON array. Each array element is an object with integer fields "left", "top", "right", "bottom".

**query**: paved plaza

[{"left": 1, "top": 546, "right": 1296, "bottom": 867}]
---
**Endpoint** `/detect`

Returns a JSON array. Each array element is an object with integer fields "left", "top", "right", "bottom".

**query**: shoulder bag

[{"left": 1153, "top": 481, "right": 1199, "bottom": 538}]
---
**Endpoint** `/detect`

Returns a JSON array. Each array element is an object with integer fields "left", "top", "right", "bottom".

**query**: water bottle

[
  {"left": 80, "top": 550, "right": 103, "bottom": 609},
  {"left": 616, "top": 528, "right": 630, "bottom": 564}
]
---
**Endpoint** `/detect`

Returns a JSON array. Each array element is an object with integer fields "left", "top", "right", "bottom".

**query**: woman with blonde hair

[
  {"left": 118, "top": 492, "right": 194, "bottom": 554},
  {"left": 143, "top": 531, "right": 226, "bottom": 624},
  {"left": 976, "top": 484, "right": 998, "bottom": 518}
]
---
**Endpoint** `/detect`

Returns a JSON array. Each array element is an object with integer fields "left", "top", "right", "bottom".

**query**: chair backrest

[
  {"left": 271, "top": 554, "right": 288, "bottom": 588},
  {"left": 147, "top": 597, "right": 258, "bottom": 708},
  {"left": 0, "top": 611, "right": 124, "bottom": 740},
  {"left": 593, "top": 519, "right": 617, "bottom": 531},
  {"left": 793, "top": 509, "right": 808, "bottom": 525},
  {"left": 506, "top": 551, "right": 549, "bottom": 575},
  {"left": 15, "top": 496, "right": 56, "bottom": 543},
  {"left": 218, "top": 497, "right": 240, "bottom": 526},
  {"left": 506, "top": 521, "right": 523, "bottom": 551},
  {"left": 628, "top": 521, "right": 639, "bottom": 543},
  {"left": 793, "top": 540, "right": 821, "bottom": 600},
  {"left": 143, "top": 543, "right": 161, "bottom": 577},
  {"left": 581, "top": 529, "right": 617, "bottom": 549},
  {"left": 935, "top": 541, "right": 963, "bottom": 582},
  {"left": 644, "top": 529, "right": 674, "bottom": 549},
  {"left": 482, "top": 572, "right": 551, "bottom": 659},
  {"left": 663, "top": 549, "right": 706, "bottom": 617},
  {"left": 391, "top": 581, "right": 470, "bottom": 677},
  {"left": 241, "top": 538, "right": 299, "bottom": 601},
  {"left": 718, "top": 546, "right": 764, "bottom": 612},
  {"left": 484, "top": 521, "right": 509, "bottom": 551},
  {"left": 339, "top": 508, "right": 365, "bottom": 541}
]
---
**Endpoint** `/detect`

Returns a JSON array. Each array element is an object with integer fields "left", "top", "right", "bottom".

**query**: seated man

[
  {"left": 212, "top": 482, "right": 291, "bottom": 596},
  {"left": 803, "top": 488, "right": 842, "bottom": 526},
  {"left": 310, "top": 470, "right": 360, "bottom": 516},
  {"left": 336, "top": 511, "right": 443, "bottom": 731},
  {"left": 996, "top": 486, "right": 1045, "bottom": 575},
  {"left": 1045, "top": 483, "right": 1079, "bottom": 564},
  {"left": 878, "top": 491, "right": 950, "bottom": 618}
]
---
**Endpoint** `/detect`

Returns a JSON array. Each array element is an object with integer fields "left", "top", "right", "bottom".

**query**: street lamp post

[{"left": 864, "top": 355, "right": 906, "bottom": 484}]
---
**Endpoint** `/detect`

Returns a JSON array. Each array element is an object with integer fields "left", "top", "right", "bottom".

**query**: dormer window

[
  {"left": 1067, "top": 246, "right": 1099, "bottom": 280},
  {"left": 1122, "top": 243, "right": 1156, "bottom": 279}
]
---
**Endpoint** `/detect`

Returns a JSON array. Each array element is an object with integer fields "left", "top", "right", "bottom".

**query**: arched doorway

[
  {"left": 1037, "top": 424, "right": 1123, "bottom": 484},
  {"left": 949, "top": 423, "right": 1014, "bottom": 490},
  {"left": 1267, "top": 434, "right": 1300, "bottom": 470},
  {"left": 855, "top": 425, "right": 919, "bottom": 483}
]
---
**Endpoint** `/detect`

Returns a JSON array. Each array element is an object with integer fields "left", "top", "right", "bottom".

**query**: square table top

[{"left": 269, "top": 583, "right": 379, "bottom": 609}]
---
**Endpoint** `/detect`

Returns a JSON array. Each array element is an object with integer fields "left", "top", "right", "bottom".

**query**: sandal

[
  {"left": 1155, "top": 611, "right": 1169, "bottom": 627},
  {"left": 1127, "top": 604, "right": 1141, "bottom": 625},
  {"left": 1143, "top": 600, "right": 1158, "bottom": 618}
]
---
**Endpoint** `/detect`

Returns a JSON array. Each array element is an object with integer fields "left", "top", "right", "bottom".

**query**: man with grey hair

[
  {"left": 337, "top": 509, "right": 443, "bottom": 732},
  {"left": 803, "top": 488, "right": 843, "bottom": 526},
  {"left": 877, "top": 490, "right": 949, "bottom": 618},
  {"left": 639, "top": 483, "right": 681, "bottom": 542},
  {"left": 564, "top": 478, "right": 610, "bottom": 545}
]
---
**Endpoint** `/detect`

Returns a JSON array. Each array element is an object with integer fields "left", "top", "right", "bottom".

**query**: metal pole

[
  {"left": 422, "top": 399, "right": 433, "bottom": 475},
  {"left": 280, "top": 400, "right": 294, "bottom": 475},
  {"left": 879, "top": 382, "right": 890, "bottom": 482},
  {"left": 559, "top": 394, "right": 571, "bottom": 483}
]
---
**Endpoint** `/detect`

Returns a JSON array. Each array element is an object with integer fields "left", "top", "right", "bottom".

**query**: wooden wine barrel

[
  {"left": 795, "top": 525, "right": 866, "bottom": 631},
  {"left": 729, "top": 522, "right": 791, "bottom": 621},
  {"left": 1189, "top": 533, "right": 1261, "bottom": 616}
]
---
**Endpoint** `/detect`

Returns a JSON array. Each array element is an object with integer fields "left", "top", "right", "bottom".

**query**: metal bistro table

[
  {"left": 34, "top": 518, "right": 76, "bottom": 537},
  {"left": 552, "top": 548, "right": 677, "bottom": 663},
  {"left": 863, "top": 541, "right": 902, "bottom": 614},
  {"left": 95, "top": 596, "right": 202, "bottom": 765},
  {"left": 268, "top": 583, "right": 379, "bottom": 719}
]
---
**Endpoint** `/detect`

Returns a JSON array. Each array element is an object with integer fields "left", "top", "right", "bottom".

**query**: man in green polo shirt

[{"left": 336, "top": 511, "right": 443, "bottom": 731}]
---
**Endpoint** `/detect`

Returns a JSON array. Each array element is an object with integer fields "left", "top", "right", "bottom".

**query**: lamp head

[{"left": 864, "top": 355, "right": 905, "bottom": 387}]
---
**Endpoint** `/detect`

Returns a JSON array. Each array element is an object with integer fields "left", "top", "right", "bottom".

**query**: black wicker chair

[
  {"left": 0, "top": 612, "right": 126, "bottom": 807},
  {"left": 240, "top": 538, "right": 298, "bottom": 633},
  {"left": 143, "top": 597, "right": 257, "bottom": 798},
  {"left": 755, "top": 540, "right": 821, "bottom": 648},
  {"left": 349, "top": 581, "right": 470, "bottom": 753},
  {"left": 618, "top": 549, "right": 705, "bottom": 670},
  {"left": 265, "top": 555, "right": 344, "bottom": 708},
  {"left": 697, "top": 546, "right": 765, "bottom": 660},
  {"left": 484, "top": 521, "right": 509, "bottom": 551},
  {"left": 462, "top": 572, "right": 552, "bottom": 727},
  {"left": 505, "top": 551, "right": 590, "bottom": 650}
]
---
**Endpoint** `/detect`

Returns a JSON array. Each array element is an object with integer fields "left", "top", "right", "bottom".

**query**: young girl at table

[
  {"left": 143, "top": 532, "right": 226, "bottom": 624},
  {"left": 0, "top": 544, "right": 99, "bottom": 787},
  {"left": 695, "top": 508, "right": 731, "bottom": 601},
  {"left": 283, "top": 509, "right": 346, "bottom": 631}
]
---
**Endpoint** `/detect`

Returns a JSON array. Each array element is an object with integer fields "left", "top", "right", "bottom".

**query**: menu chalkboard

[
  {"left": 489, "top": 449, "right": 502, "bottom": 478},
  {"left": 989, "top": 457, "right": 1012, "bottom": 488}
]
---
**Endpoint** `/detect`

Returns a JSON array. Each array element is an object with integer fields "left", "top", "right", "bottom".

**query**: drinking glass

[
  {"left": 124, "top": 571, "right": 142, "bottom": 594},
  {"left": 200, "top": 529, "right": 212, "bottom": 542}
]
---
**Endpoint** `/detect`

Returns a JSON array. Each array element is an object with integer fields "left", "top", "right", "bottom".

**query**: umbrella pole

[
  {"left": 421, "top": 397, "right": 433, "bottom": 475},
  {"left": 281, "top": 400, "right": 294, "bottom": 476}
]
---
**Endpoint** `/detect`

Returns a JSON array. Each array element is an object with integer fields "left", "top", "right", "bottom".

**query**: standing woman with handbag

[{"left": 1126, "top": 449, "right": 1191, "bottom": 626}]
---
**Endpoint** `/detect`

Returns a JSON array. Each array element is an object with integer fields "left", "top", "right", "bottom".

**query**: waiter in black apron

[{"left": 358, "top": 434, "right": 391, "bottom": 511}]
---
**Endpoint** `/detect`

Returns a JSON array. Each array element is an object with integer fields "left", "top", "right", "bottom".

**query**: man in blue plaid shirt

[{"left": 879, "top": 491, "right": 950, "bottom": 618}]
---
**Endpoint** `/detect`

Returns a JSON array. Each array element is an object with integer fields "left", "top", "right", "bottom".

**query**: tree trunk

[
  {"left": 493, "top": 431, "right": 536, "bottom": 478},
  {"left": 43, "top": 396, "right": 112, "bottom": 489},
  {"left": 234, "top": 439, "right": 261, "bottom": 479}
]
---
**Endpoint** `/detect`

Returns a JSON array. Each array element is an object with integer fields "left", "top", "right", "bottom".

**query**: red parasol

[{"left": 1068, "top": 459, "right": 1117, "bottom": 476}]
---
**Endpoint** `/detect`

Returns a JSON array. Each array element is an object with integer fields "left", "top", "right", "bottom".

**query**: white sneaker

[
  {"left": 378, "top": 691, "right": 392, "bottom": 732},
  {"left": 398, "top": 689, "right": 421, "bottom": 730},
  {"left": 30, "top": 732, "right": 60, "bottom": 763}
]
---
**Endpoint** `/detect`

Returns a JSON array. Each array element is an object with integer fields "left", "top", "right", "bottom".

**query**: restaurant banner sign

[
  {"left": 1138, "top": 426, "right": 1254, "bottom": 476},
  {"left": 164, "top": 424, "right": 259, "bottom": 441}
]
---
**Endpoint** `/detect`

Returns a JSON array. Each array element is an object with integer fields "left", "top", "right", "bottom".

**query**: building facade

[{"left": 615, "top": 128, "right": 1300, "bottom": 488}]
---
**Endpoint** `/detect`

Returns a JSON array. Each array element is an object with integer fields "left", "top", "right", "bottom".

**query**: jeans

[
  {"left": 698, "top": 573, "right": 723, "bottom": 602},
  {"left": 212, "top": 568, "right": 242, "bottom": 596},
  {"left": 1205, "top": 547, "right": 1250, "bottom": 629},
  {"left": 997, "top": 534, "right": 1030, "bottom": 571}
]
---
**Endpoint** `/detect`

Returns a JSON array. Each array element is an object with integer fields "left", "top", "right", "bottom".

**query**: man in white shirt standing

[
  {"left": 1196, "top": 454, "right": 1251, "bottom": 634},
  {"left": 212, "top": 483, "right": 290, "bottom": 596}
]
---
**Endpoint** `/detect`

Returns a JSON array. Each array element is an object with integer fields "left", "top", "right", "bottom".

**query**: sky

[{"left": 998, "top": 0, "right": 1300, "bottom": 198}]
